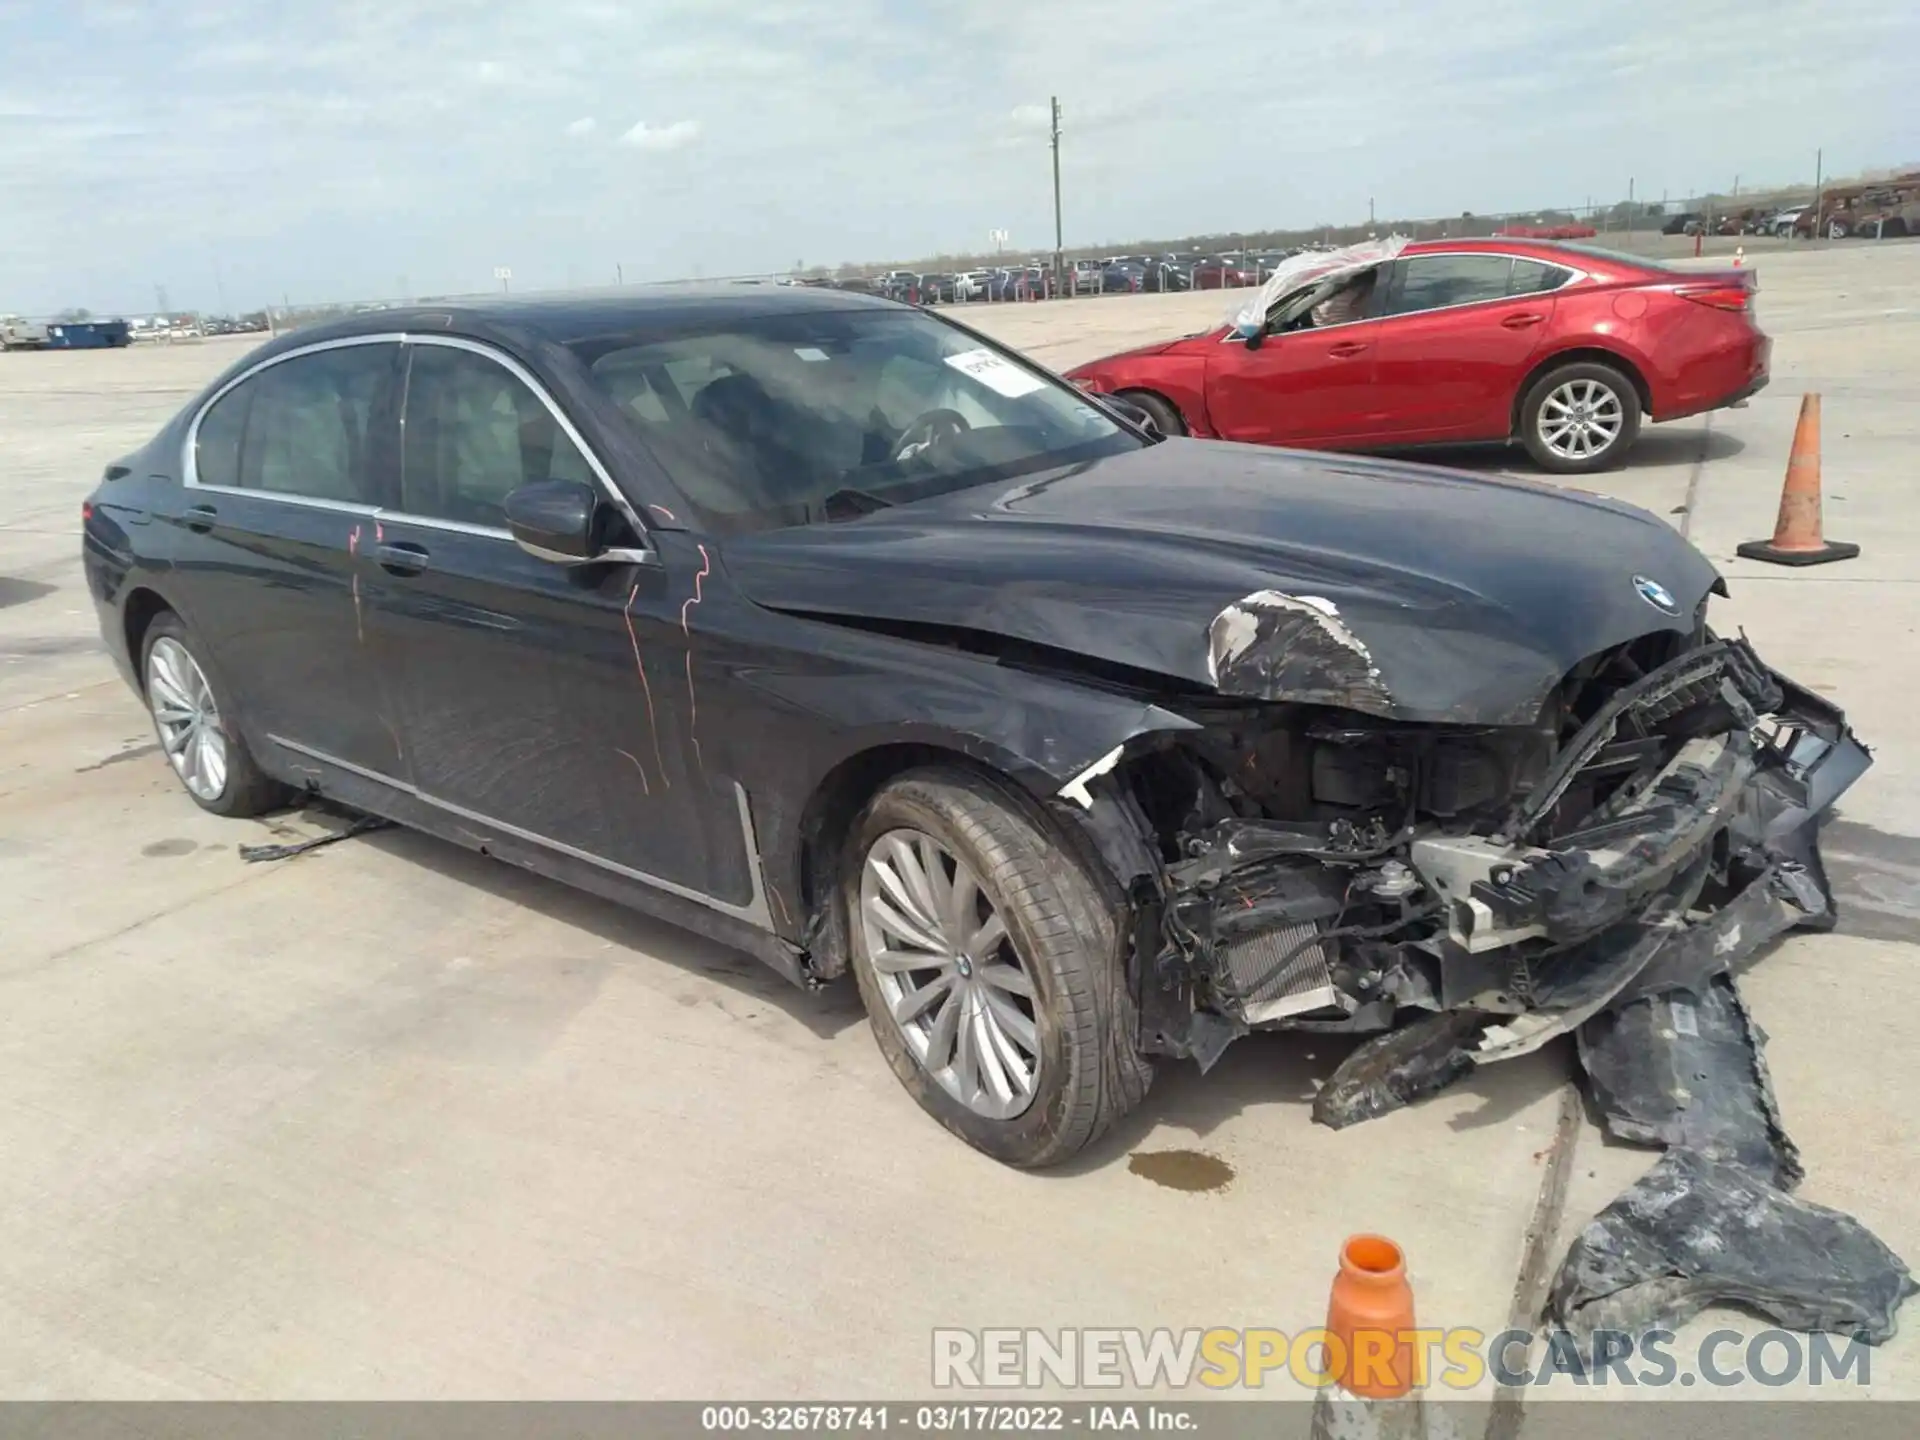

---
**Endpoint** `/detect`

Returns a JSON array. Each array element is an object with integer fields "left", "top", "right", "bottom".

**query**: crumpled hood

[{"left": 724, "top": 441, "right": 1723, "bottom": 724}]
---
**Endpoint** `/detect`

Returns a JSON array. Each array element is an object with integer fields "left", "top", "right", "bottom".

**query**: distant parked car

[
  {"left": 1067, "top": 237, "right": 1771, "bottom": 476},
  {"left": 1660, "top": 212, "right": 1701, "bottom": 236},
  {"left": 954, "top": 270, "right": 993, "bottom": 301},
  {"left": 1495, "top": 223, "right": 1599, "bottom": 241},
  {"left": 986, "top": 267, "right": 1055, "bottom": 301},
  {"left": 1189, "top": 256, "right": 1256, "bottom": 289}
]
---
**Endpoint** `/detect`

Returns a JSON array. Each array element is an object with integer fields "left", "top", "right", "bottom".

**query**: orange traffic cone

[
  {"left": 1736, "top": 394, "right": 1860, "bottom": 566},
  {"left": 1310, "top": 1236, "right": 1426, "bottom": 1440},
  {"left": 1733, "top": 246, "right": 1745, "bottom": 267}
]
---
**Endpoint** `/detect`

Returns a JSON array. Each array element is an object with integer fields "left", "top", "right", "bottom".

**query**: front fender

[
  {"left": 723, "top": 619, "right": 1199, "bottom": 946},
  {"left": 1072, "top": 350, "right": 1216, "bottom": 437}
]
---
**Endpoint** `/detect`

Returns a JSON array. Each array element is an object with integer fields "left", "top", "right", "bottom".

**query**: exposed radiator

[{"left": 1223, "top": 920, "right": 1341, "bottom": 1025}]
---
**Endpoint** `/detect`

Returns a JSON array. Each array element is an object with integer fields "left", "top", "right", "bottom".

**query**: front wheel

[
  {"left": 1518, "top": 362, "right": 1641, "bottom": 474},
  {"left": 845, "top": 769, "right": 1153, "bottom": 1167},
  {"left": 1117, "top": 390, "right": 1188, "bottom": 438}
]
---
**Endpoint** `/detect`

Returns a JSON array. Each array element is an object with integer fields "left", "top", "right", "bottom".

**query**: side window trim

[
  {"left": 396, "top": 335, "right": 650, "bottom": 542},
  {"left": 1378, "top": 252, "right": 1587, "bottom": 320},
  {"left": 182, "top": 333, "right": 403, "bottom": 512},
  {"left": 182, "top": 332, "right": 651, "bottom": 550}
]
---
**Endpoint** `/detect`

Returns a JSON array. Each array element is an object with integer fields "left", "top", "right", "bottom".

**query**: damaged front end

[{"left": 1059, "top": 630, "right": 1871, "bottom": 1098}]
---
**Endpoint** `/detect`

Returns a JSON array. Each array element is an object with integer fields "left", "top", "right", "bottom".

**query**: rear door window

[
  {"left": 234, "top": 344, "right": 395, "bottom": 503},
  {"left": 194, "top": 385, "right": 248, "bottom": 489},
  {"left": 1509, "top": 259, "right": 1573, "bottom": 295},
  {"left": 1382, "top": 255, "right": 1518, "bottom": 316}
]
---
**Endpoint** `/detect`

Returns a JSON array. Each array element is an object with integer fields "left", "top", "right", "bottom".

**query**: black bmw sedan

[{"left": 83, "top": 287, "right": 1866, "bottom": 1166}]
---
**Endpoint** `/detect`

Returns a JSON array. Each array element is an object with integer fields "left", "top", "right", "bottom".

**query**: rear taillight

[
  {"left": 1676, "top": 284, "right": 1752, "bottom": 312},
  {"left": 81, "top": 501, "right": 94, "bottom": 522}
]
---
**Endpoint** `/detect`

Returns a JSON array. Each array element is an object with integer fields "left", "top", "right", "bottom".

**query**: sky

[{"left": 1, "top": 0, "right": 1915, "bottom": 315}]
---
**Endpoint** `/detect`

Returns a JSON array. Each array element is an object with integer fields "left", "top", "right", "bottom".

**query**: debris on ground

[
  {"left": 238, "top": 812, "right": 392, "bottom": 863},
  {"left": 1548, "top": 1148, "right": 1917, "bottom": 1344},
  {"left": 1313, "top": 1011, "right": 1487, "bottom": 1130},
  {"left": 1578, "top": 976, "right": 1802, "bottom": 1187}
]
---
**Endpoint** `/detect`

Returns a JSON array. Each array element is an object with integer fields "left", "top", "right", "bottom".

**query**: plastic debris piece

[
  {"left": 1312, "top": 1011, "right": 1488, "bottom": 1130},
  {"left": 1549, "top": 1148, "right": 1916, "bottom": 1345},
  {"left": 1578, "top": 975, "right": 1803, "bottom": 1188},
  {"left": 238, "top": 813, "right": 392, "bottom": 863}
]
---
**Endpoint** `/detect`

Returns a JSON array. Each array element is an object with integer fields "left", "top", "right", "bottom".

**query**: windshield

[{"left": 571, "top": 308, "right": 1137, "bottom": 533}]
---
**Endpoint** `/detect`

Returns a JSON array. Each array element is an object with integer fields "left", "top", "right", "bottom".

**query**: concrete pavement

[{"left": 2, "top": 241, "right": 1915, "bottom": 1407}]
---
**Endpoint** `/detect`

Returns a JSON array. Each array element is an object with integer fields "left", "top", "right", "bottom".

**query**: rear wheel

[
  {"left": 141, "top": 612, "right": 290, "bottom": 818},
  {"left": 1519, "top": 361, "right": 1641, "bottom": 475},
  {"left": 1117, "top": 390, "right": 1188, "bottom": 438},
  {"left": 845, "top": 768, "right": 1153, "bottom": 1167}
]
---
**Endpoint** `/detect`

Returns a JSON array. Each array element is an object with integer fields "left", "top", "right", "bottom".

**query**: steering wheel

[{"left": 892, "top": 408, "right": 971, "bottom": 463}]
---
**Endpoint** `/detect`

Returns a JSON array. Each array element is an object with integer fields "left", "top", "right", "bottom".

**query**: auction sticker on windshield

[{"left": 946, "top": 347, "right": 1047, "bottom": 398}]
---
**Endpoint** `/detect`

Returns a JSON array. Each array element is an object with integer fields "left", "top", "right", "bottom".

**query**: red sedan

[{"left": 1067, "top": 239, "right": 1770, "bottom": 474}]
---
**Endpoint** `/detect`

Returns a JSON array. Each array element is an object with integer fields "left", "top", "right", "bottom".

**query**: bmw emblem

[{"left": 1632, "top": 575, "right": 1680, "bottom": 615}]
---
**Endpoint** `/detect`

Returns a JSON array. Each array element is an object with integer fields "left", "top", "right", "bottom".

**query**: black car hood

[{"left": 724, "top": 440, "right": 1723, "bottom": 725}]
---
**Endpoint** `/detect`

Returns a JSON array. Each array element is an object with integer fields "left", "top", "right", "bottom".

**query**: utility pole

[
  {"left": 617, "top": 263, "right": 624, "bottom": 285},
  {"left": 1049, "top": 96, "right": 1064, "bottom": 298},
  {"left": 154, "top": 283, "right": 168, "bottom": 317},
  {"left": 1368, "top": 196, "right": 1375, "bottom": 228},
  {"left": 1813, "top": 147, "right": 1824, "bottom": 243},
  {"left": 1626, "top": 177, "right": 1634, "bottom": 245}
]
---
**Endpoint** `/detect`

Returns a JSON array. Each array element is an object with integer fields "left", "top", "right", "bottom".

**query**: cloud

[
  {"left": 0, "top": 0, "right": 1913, "bottom": 312},
  {"left": 619, "top": 118, "right": 701, "bottom": 152}
]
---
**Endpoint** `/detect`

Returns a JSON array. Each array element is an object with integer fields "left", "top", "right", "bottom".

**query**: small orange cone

[
  {"left": 1733, "top": 245, "right": 1745, "bottom": 266},
  {"left": 1310, "top": 1236, "right": 1427, "bottom": 1440},
  {"left": 1736, "top": 394, "right": 1860, "bottom": 566}
]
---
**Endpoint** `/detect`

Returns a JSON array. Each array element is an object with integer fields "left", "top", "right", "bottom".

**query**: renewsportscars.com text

[{"left": 932, "top": 1326, "right": 1873, "bottom": 1391}]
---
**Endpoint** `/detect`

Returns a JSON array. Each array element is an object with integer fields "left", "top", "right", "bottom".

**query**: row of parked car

[
  {"left": 794, "top": 249, "right": 1323, "bottom": 304},
  {"left": 1661, "top": 194, "right": 1918, "bottom": 240}
]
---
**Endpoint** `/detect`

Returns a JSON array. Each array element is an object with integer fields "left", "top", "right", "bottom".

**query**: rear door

[
  {"left": 1364, "top": 253, "right": 1568, "bottom": 441},
  {"left": 165, "top": 339, "right": 404, "bottom": 778}
]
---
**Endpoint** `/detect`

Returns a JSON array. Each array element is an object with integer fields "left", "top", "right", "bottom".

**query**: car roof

[
  {"left": 263, "top": 284, "right": 905, "bottom": 355},
  {"left": 1400, "top": 236, "right": 1654, "bottom": 272}
]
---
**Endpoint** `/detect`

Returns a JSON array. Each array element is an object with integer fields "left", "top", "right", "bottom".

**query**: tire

[
  {"left": 1518, "top": 361, "right": 1642, "bottom": 475},
  {"left": 844, "top": 768, "right": 1153, "bottom": 1167},
  {"left": 140, "top": 611, "right": 291, "bottom": 818},
  {"left": 1117, "top": 390, "right": 1188, "bottom": 438}
]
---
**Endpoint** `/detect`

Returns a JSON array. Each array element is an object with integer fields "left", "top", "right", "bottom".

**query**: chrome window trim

[
  {"left": 1222, "top": 251, "right": 1589, "bottom": 342},
  {"left": 181, "top": 332, "right": 405, "bottom": 496},
  {"left": 180, "top": 330, "right": 654, "bottom": 554},
  {"left": 1373, "top": 252, "right": 1587, "bottom": 322},
  {"left": 269, "top": 735, "right": 775, "bottom": 931},
  {"left": 400, "top": 334, "right": 650, "bottom": 538}
]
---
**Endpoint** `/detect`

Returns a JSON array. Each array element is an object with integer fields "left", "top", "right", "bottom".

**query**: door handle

[
  {"left": 1327, "top": 342, "right": 1370, "bottom": 358},
  {"left": 1501, "top": 313, "right": 1546, "bottom": 329},
  {"left": 375, "top": 541, "right": 430, "bottom": 575},
  {"left": 182, "top": 504, "right": 217, "bottom": 533}
]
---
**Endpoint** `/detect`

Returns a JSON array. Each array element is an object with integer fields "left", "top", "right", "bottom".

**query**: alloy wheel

[
  {"left": 859, "top": 828, "right": 1042, "bottom": 1120},
  {"left": 1537, "top": 378, "right": 1624, "bottom": 462},
  {"left": 146, "top": 637, "right": 229, "bottom": 802}
]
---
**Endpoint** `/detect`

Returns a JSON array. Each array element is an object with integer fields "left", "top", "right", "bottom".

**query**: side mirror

[
  {"left": 1243, "top": 329, "right": 1266, "bottom": 352},
  {"left": 504, "top": 480, "right": 604, "bottom": 563}
]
